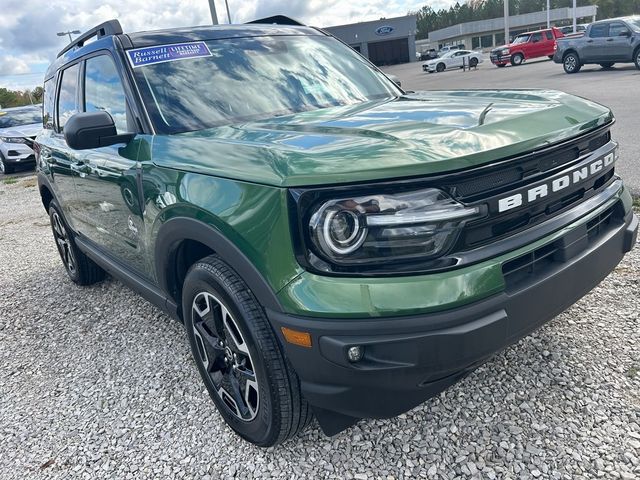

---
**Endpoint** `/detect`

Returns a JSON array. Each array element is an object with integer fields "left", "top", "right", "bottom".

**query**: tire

[
  {"left": 469, "top": 57, "right": 478, "bottom": 67},
  {"left": 563, "top": 52, "right": 581, "bottom": 74},
  {"left": 599, "top": 62, "right": 614, "bottom": 69},
  {"left": 182, "top": 255, "right": 312, "bottom": 447},
  {"left": 0, "top": 153, "right": 14, "bottom": 174},
  {"left": 48, "top": 200, "right": 106, "bottom": 285},
  {"left": 496, "top": 63, "right": 506, "bottom": 68},
  {"left": 634, "top": 48, "right": 640, "bottom": 70},
  {"left": 436, "top": 63, "right": 445, "bottom": 73},
  {"left": 511, "top": 53, "right": 524, "bottom": 66}
]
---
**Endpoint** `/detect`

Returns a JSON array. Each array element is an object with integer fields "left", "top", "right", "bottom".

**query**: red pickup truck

[{"left": 490, "top": 27, "right": 564, "bottom": 67}]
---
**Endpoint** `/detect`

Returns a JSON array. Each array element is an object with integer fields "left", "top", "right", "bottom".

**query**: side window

[
  {"left": 57, "top": 64, "right": 80, "bottom": 131},
  {"left": 590, "top": 24, "right": 609, "bottom": 38},
  {"left": 609, "top": 23, "right": 629, "bottom": 37},
  {"left": 531, "top": 32, "right": 543, "bottom": 42},
  {"left": 84, "top": 55, "right": 129, "bottom": 133},
  {"left": 545, "top": 31, "right": 554, "bottom": 41},
  {"left": 43, "top": 77, "right": 56, "bottom": 130}
]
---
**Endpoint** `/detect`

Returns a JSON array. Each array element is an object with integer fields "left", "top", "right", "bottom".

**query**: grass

[
  {"left": 2, "top": 178, "right": 18, "bottom": 185},
  {"left": 633, "top": 195, "right": 640, "bottom": 211},
  {"left": 627, "top": 365, "right": 639, "bottom": 379}
]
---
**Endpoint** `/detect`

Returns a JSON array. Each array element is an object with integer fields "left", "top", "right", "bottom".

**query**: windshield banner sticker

[{"left": 126, "top": 42, "right": 212, "bottom": 68}]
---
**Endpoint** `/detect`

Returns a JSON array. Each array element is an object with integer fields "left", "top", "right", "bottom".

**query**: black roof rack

[
  {"left": 57, "top": 19, "right": 123, "bottom": 58},
  {"left": 246, "top": 15, "right": 306, "bottom": 26}
]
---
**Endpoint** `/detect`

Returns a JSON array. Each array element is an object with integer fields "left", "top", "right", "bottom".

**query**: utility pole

[
  {"left": 208, "top": 0, "right": 219, "bottom": 25},
  {"left": 573, "top": 0, "right": 577, "bottom": 33},
  {"left": 504, "top": 0, "right": 509, "bottom": 45},
  {"left": 546, "top": 0, "right": 551, "bottom": 28},
  {"left": 224, "top": 0, "right": 232, "bottom": 23}
]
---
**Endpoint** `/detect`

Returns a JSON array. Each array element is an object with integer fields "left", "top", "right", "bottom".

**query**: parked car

[
  {"left": 419, "top": 48, "right": 438, "bottom": 60},
  {"left": 423, "top": 50, "right": 483, "bottom": 73},
  {"left": 554, "top": 16, "right": 640, "bottom": 73},
  {"left": 438, "top": 44, "right": 465, "bottom": 55},
  {"left": 559, "top": 24, "right": 588, "bottom": 35},
  {"left": 37, "top": 17, "right": 638, "bottom": 447},
  {"left": 0, "top": 105, "right": 42, "bottom": 174},
  {"left": 491, "top": 27, "right": 564, "bottom": 67}
]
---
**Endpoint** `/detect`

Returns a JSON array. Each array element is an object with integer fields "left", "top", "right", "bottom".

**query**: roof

[
  {"left": 45, "top": 20, "right": 322, "bottom": 81},
  {"left": 125, "top": 24, "right": 321, "bottom": 49}
]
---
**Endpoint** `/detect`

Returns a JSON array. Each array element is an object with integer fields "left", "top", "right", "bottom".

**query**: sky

[{"left": 0, "top": 0, "right": 452, "bottom": 90}]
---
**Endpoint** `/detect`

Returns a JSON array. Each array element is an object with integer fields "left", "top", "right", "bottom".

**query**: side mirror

[
  {"left": 64, "top": 111, "right": 135, "bottom": 150},
  {"left": 619, "top": 30, "right": 631, "bottom": 37}
]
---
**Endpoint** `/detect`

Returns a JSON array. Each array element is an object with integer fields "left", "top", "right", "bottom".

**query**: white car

[
  {"left": 0, "top": 106, "right": 42, "bottom": 174},
  {"left": 422, "top": 50, "right": 484, "bottom": 73}
]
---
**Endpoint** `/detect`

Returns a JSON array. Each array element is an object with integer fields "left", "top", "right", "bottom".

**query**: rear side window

[
  {"left": 589, "top": 24, "right": 609, "bottom": 38},
  {"left": 531, "top": 32, "right": 543, "bottom": 42},
  {"left": 84, "top": 55, "right": 129, "bottom": 133},
  {"left": 43, "top": 78, "right": 56, "bottom": 130},
  {"left": 609, "top": 23, "right": 630, "bottom": 37},
  {"left": 57, "top": 64, "right": 80, "bottom": 131},
  {"left": 545, "top": 31, "right": 554, "bottom": 40}
]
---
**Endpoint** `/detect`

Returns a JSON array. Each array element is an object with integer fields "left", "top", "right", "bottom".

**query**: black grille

[{"left": 502, "top": 203, "right": 620, "bottom": 291}]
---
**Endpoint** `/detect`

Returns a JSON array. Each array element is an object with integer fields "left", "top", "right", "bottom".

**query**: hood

[
  {"left": 0, "top": 123, "right": 42, "bottom": 138},
  {"left": 148, "top": 89, "right": 612, "bottom": 187},
  {"left": 491, "top": 45, "right": 510, "bottom": 52}
]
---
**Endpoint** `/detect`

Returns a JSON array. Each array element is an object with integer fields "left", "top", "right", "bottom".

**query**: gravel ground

[{"left": 0, "top": 175, "right": 639, "bottom": 480}]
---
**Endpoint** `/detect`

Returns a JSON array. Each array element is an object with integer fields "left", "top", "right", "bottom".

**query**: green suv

[{"left": 36, "top": 18, "right": 638, "bottom": 447}]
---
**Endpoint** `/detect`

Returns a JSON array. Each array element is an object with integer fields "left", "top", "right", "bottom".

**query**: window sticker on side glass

[{"left": 126, "top": 42, "right": 213, "bottom": 68}]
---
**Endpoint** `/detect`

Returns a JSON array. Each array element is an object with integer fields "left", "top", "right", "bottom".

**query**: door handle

[
  {"left": 586, "top": 39, "right": 594, "bottom": 43},
  {"left": 606, "top": 38, "right": 614, "bottom": 42}
]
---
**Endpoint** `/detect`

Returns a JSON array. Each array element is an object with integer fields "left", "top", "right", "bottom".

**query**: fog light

[{"left": 347, "top": 346, "right": 364, "bottom": 363}]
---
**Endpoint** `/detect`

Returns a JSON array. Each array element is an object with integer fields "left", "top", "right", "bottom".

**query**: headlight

[
  {"left": 500, "top": 48, "right": 510, "bottom": 56},
  {"left": 304, "top": 188, "right": 483, "bottom": 271},
  {"left": 0, "top": 136, "right": 26, "bottom": 144}
]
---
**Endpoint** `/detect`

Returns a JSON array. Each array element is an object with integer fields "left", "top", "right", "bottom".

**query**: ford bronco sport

[{"left": 36, "top": 17, "right": 638, "bottom": 447}]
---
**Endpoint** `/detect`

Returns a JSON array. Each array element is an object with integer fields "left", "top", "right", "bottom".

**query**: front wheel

[
  {"left": 0, "top": 153, "right": 14, "bottom": 174},
  {"left": 48, "top": 200, "right": 105, "bottom": 285},
  {"left": 511, "top": 53, "right": 524, "bottom": 66},
  {"left": 183, "top": 255, "right": 312, "bottom": 447},
  {"left": 563, "top": 53, "right": 581, "bottom": 74},
  {"left": 634, "top": 48, "right": 640, "bottom": 70},
  {"left": 436, "top": 63, "right": 445, "bottom": 73}
]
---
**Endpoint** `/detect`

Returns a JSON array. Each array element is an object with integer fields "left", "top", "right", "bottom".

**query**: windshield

[
  {"left": 132, "top": 35, "right": 400, "bottom": 134},
  {"left": 626, "top": 17, "right": 640, "bottom": 31},
  {"left": 512, "top": 35, "right": 530, "bottom": 44},
  {"left": 440, "top": 51, "right": 456, "bottom": 58},
  {"left": 0, "top": 108, "right": 42, "bottom": 129}
]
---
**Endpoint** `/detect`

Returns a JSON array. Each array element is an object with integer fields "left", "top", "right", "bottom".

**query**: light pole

[
  {"left": 208, "top": 0, "right": 219, "bottom": 25},
  {"left": 224, "top": 0, "right": 232, "bottom": 24},
  {"left": 573, "top": 0, "right": 577, "bottom": 33},
  {"left": 504, "top": 0, "right": 509, "bottom": 45},
  {"left": 546, "top": 0, "right": 550, "bottom": 28},
  {"left": 57, "top": 30, "right": 81, "bottom": 43}
]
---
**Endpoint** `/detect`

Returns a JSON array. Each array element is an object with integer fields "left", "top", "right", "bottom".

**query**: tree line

[
  {"left": 412, "top": 0, "right": 640, "bottom": 39},
  {"left": 0, "top": 87, "right": 44, "bottom": 109}
]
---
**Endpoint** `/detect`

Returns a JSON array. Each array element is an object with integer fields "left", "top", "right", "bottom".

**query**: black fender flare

[
  {"left": 154, "top": 217, "right": 284, "bottom": 314},
  {"left": 37, "top": 172, "right": 57, "bottom": 211}
]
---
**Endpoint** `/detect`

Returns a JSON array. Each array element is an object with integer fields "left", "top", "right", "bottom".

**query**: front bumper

[
  {"left": 422, "top": 64, "right": 436, "bottom": 72},
  {"left": 490, "top": 54, "right": 510, "bottom": 65},
  {"left": 269, "top": 195, "right": 638, "bottom": 433},
  {"left": 0, "top": 142, "right": 36, "bottom": 164}
]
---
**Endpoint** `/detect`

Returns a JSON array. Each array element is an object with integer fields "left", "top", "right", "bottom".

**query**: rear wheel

[
  {"left": 634, "top": 48, "right": 640, "bottom": 70},
  {"left": 511, "top": 53, "right": 524, "bottom": 66},
  {"left": 599, "top": 62, "right": 614, "bottom": 69},
  {"left": 48, "top": 200, "right": 105, "bottom": 285},
  {"left": 436, "top": 63, "right": 445, "bottom": 73},
  {"left": 183, "top": 255, "right": 312, "bottom": 447},
  {"left": 563, "top": 53, "right": 581, "bottom": 74}
]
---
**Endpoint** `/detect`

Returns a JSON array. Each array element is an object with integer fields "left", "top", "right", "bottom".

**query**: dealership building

[
  {"left": 324, "top": 15, "right": 417, "bottom": 66},
  {"left": 419, "top": 5, "right": 598, "bottom": 52}
]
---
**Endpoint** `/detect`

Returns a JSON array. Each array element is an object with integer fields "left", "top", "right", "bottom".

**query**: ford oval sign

[{"left": 375, "top": 25, "right": 394, "bottom": 36}]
